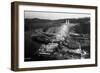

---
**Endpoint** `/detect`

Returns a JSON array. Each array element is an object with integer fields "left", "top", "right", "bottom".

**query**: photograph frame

[{"left": 11, "top": 1, "right": 98, "bottom": 71}]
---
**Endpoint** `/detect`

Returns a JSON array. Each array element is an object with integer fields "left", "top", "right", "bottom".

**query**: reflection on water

[
  {"left": 36, "top": 20, "right": 90, "bottom": 60},
  {"left": 24, "top": 18, "right": 90, "bottom": 61}
]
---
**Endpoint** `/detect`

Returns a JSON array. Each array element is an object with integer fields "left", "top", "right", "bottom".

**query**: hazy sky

[{"left": 24, "top": 11, "right": 90, "bottom": 20}]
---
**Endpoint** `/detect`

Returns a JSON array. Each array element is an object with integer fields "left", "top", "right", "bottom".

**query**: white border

[{"left": 18, "top": 5, "right": 96, "bottom": 68}]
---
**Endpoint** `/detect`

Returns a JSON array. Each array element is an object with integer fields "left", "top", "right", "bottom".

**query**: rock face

[
  {"left": 24, "top": 18, "right": 90, "bottom": 61},
  {"left": 36, "top": 36, "right": 89, "bottom": 60}
]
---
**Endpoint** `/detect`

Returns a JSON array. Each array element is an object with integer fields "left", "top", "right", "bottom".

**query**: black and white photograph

[
  {"left": 24, "top": 11, "right": 91, "bottom": 62},
  {"left": 11, "top": 2, "right": 97, "bottom": 71}
]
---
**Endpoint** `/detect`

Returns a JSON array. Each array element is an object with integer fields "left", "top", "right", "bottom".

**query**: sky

[{"left": 24, "top": 11, "right": 90, "bottom": 20}]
